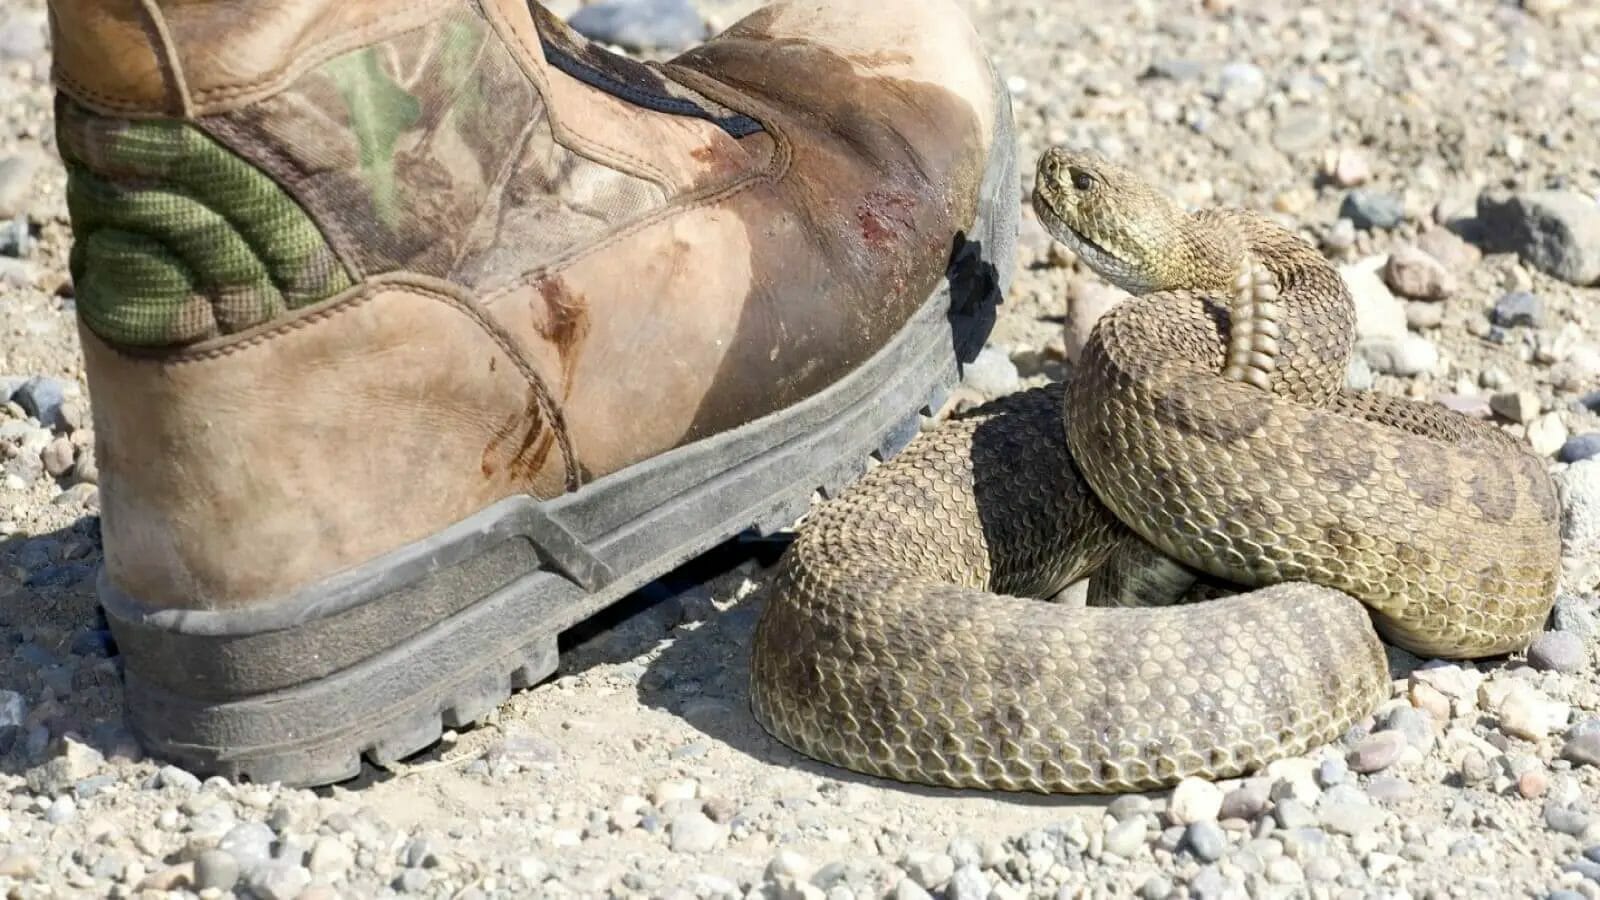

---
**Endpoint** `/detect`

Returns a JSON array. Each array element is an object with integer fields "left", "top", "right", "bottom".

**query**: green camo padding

[{"left": 60, "top": 103, "right": 352, "bottom": 347}]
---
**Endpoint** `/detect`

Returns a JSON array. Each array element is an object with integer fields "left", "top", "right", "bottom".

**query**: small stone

[
  {"left": 1529, "top": 414, "right": 1571, "bottom": 458},
  {"left": 138, "top": 863, "right": 195, "bottom": 892},
  {"left": 1406, "top": 301, "right": 1444, "bottom": 330},
  {"left": 219, "top": 821, "right": 276, "bottom": 875},
  {"left": 899, "top": 850, "right": 953, "bottom": 890},
  {"left": 1348, "top": 731, "right": 1407, "bottom": 773},
  {"left": 1552, "top": 593, "right": 1598, "bottom": 641},
  {"left": 1563, "top": 731, "right": 1600, "bottom": 767},
  {"left": 156, "top": 765, "right": 202, "bottom": 792},
  {"left": 1322, "top": 147, "right": 1371, "bottom": 188},
  {"left": 1104, "top": 816, "right": 1148, "bottom": 858},
  {"left": 1215, "top": 61, "right": 1267, "bottom": 108},
  {"left": 44, "top": 795, "right": 76, "bottom": 825},
  {"left": 1492, "top": 292, "right": 1545, "bottom": 328},
  {"left": 0, "top": 153, "right": 41, "bottom": 220},
  {"left": 1064, "top": 278, "right": 1127, "bottom": 362},
  {"left": 1342, "top": 256, "right": 1406, "bottom": 340},
  {"left": 1561, "top": 434, "right": 1600, "bottom": 464},
  {"left": 1498, "top": 685, "right": 1571, "bottom": 741},
  {"left": 1315, "top": 757, "right": 1349, "bottom": 787},
  {"left": 1529, "top": 631, "right": 1587, "bottom": 673},
  {"left": 1139, "top": 875, "right": 1175, "bottom": 900},
  {"left": 1266, "top": 857, "right": 1304, "bottom": 885},
  {"left": 1185, "top": 821, "right": 1227, "bottom": 863},
  {"left": 893, "top": 879, "right": 933, "bottom": 900},
  {"left": 1383, "top": 246, "right": 1456, "bottom": 300},
  {"left": 765, "top": 849, "right": 813, "bottom": 882},
  {"left": 1219, "top": 782, "right": 1271, "bottom": 821},
  {"left": 308, "top": 837, "right": 352, "bottom": 876},
  {"left": 945, "top": 865, "right": 990, "bottom": 900},
  {"left": 1273, "top": 799, "right": 1317, "bottom": 830},
  {"left": 668, "top": 811, "right": 727, "bottom": 854},
  {"left": 1365, "top": 775, "right": 1413, "bottom": 803},
  {"left": 193, "top": 850, "right": 240, "bottom": 892},
  {"left": 1305, "top": 856, "right": 1342, "bottom": 882},
  {"left": 1416, "top": 226, "right": 1482, "bottom": 270},
  {"left": 651, "top": 779, "right": 697, "bottom": 805},
  {"left": 1477, "top": 190, "right": 1600, "bottom": 286},
  {"left": 1381, "top": 706, "right": 1436, "bottom": 753},
  {"left": 1491, "top": 390, "right": 1542, "bottom": 424},
  {"left": 1436, "top": 394, "right": 1492, "bottom": 419},
  {"left": 1319, "top": 801, "right": 1385, "bottom": 836},
  {"left": 1109, "top": 795, "right": 1151, "bottom": 821},
  {"left": 40, "top": 438, "right": 74, "bottom": 479},
  {"left": 1518, "top": 769, "right": 1549, "bottom": 799},
  {"left": 1168, "top": 777, "right": 1224, "bottom": 825},
  {"left": 1341, "top": 190, "right": 1405, "bottom": 230},
  {"left": 1546, "top": 804, "right": 1591, "bottom": 836},
  {"left": 1358, "top": 334, "right": 1438, "bottom": 376},
  {"left": 567, "top": 0, "right": 705, "bottom": 52},
  {"left": 961, "top": 346, "right": 1021, "bottom": 397},
  {"left": 13, "top": 377, "right": 67, "bottom": 430}
]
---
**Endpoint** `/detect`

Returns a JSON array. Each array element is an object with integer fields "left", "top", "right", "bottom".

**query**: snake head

[{"left": 1031, "top": 148, "right": 1205, "bottom": 295}]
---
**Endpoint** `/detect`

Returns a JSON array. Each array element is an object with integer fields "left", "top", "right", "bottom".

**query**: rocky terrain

[{"left": 1, "top": 0, "right": 1599, "bottom": 898}]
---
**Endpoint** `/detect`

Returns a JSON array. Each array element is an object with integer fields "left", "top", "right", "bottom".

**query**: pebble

[
  {"left": 1499, "top": 685, "right": 1572, "bottom": 741},
  {"left": 1491, "top": 390, "right": 1541, "bottom": 424},
  {"left": 1382, "top": 706, "right": 1436, "bottom": 753},
  {"left": 1215, "top": 61, "right": 1266, "bottom": 108},
  {"left": 1406, "top": 300, "right": 1443, "bottom": 330},
  {"left": 1546, "top": 805, "right": 1591, "bottom": 836},
  {"left": 945, "top": 864, "right": 990, "bottom": 900},
  {"left": 1219, "top": 782, "right": 1271, "bottom": 821},
  {"left": 1518, "top": 769, "right": 1549, "bottom": 799},
  {"left": 567, "top": 0, "right": 706, "bottom": 52},
  {"left": 1139, "top": 875, "right": 1175, "bottom": 900},
  {"left": 1184, "top": 821, "right": 1227, "bottom": 863},
  {"left": 1167, "top": 777, "right": 1223, "bottom": 825},
  {"left": 1358, "top": 334, "right": 1438, "bottom": 376},
  {"left": 1477, "top": 190, "right": 1600, "bottom": 286},
  {"left": 1529, "top": 414, "right": 1571, "bottom": 458},
  {"left": 13, "top": 376, "right": 66, "bottom": 431},
  {"left": 1319, "top": 802, "right": 1385, "bottom": 836},
  {"left": 1341, "top": 190, "right": 1405, "bottom": 229},
  {"left": 668, "top": 812, "right": 727, "bottom": 854},
  {"left": 155, "top": 765, "right": 202, "bottom": 792},
  {"left": 219, "top": 821, "right": 276, "bottom": 875},
  {"left": 961, "top": 346, "right": 1022, "bottom": 397},
  {"left": 900, "top": 851, "right": 953, "bottom": 890},
  {"left": 1383, "top": 245, "right": 1456, "bottom": 299},
  {"left": 193, "top": 850, "right": 240, "bottom": 892},
  {"left": 1348, "top": 731, "right": 1407, "bottom": 773},
  {"left": 1529, "top": 631, "right": 1587, "bottom": 673},
  {"left": 1416, "top": 226, "right": 1482, "bottom": 270},
  {"left": 1103, "top": 817, "right": 1148, "bottom": 858},
  {"left": 1492, "top": 291, "right": 1545, "bottom": 328},
  {"left": 1564, "top": 731, "right": 1600, "bottom": 767},
  {"left": 308, "top": 836, "right": 353, "bottom": 876},
  {"left": 1322, "top": 147, "right": 1371, "bottom": 187},
  {"left": 1315, "top": 757, "right": 1349, "bottom": 788},
  {"left": 1560, "top": 433, "right": 1600, "bottom": 464},
  {"left": 1273, "top": 799, "right": 1317, "bottom": 830}
]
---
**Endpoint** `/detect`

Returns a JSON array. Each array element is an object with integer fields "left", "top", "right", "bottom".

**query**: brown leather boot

[{"left": 54, "top": 0, "right": 1017, "bottom": 785}]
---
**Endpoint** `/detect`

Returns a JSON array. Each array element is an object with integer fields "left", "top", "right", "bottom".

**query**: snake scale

[{"left": 747, "top": 148, "right": 1563, "bottom": 793}]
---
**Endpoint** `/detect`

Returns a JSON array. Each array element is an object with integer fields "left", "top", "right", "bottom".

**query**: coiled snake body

[{"left": 749, "top": 149, "right": 1562, "bottom": 793}]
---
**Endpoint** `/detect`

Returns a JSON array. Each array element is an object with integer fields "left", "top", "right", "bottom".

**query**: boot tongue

[{"left": 525, "top": 1, "right": 762, "bottom": 137}]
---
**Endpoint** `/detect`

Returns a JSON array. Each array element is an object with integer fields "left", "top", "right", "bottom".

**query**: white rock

[
  {"left": 651, "top": 779, "right": 698, "bottom": 806},
  {"left": 1496, "top": 684, "right": 1571, "bottom": 741},
  {"left": 1167, "top": 777, "right": 1224, "bottom": 825},
  {"left": 1527, "top": 413, "right": 1569, "bottom": 458},
  {"left": 1340, "top": 256, "right": 1408, "bottom": 341},
  {"left": 1558, "top": 459, "right": 1600, "bottom": 590}
]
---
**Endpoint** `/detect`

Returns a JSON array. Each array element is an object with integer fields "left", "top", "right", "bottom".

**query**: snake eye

[{"left": 1069, "top": 167, "right": 1094, "bottom": 191}]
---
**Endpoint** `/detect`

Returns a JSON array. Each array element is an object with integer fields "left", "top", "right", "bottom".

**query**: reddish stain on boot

[{"left": 857, "top": 189, "right": 916, "bottom": 249}]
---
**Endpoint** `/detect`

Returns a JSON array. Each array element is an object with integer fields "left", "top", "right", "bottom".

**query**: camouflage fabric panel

[
  {"left": 57, "top": 99, "right": 352, "bottom": 346},
  {"left": 209, "top": 8, "right": 663, "bottom": 289}
]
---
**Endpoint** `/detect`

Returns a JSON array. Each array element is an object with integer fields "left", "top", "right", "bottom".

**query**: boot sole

[{"left": 101, "top": 75, "right": 1020, "bottom": 788}]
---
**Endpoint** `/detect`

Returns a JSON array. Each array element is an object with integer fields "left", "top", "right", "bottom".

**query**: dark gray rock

[
  {"left": 1341, "top": 190, "right": 1405, "bottom": 230},
  {"left": 14, "top": 377, "right": 68, "bottom": 431},
  {"left": 1184, "top": 821, "right": 1227, "bottom": 863},
  {"left": 1529, "top": 631, "right": 1586, "bottom": 673},
  {"left": 568, "top": 0, "right": 706, "bottom": 52},
  {"left": 1477, "top": 190, "right": 1600, "bottom": 286},
  {"left": 1492, "top": 292, "right": 1544, "bottom": 328},
  {"left": 1561, "top": 433, "right": 1600, "bottom": 464}
]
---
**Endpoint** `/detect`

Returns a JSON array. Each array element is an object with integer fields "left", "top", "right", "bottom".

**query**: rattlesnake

[{"left": 747, "top": 148, "right": 1562, "bottom": 793}]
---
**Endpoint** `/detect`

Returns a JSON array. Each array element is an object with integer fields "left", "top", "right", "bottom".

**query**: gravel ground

[{"left": 2, "top": 0, "right": 1600, "bottom": 898}]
